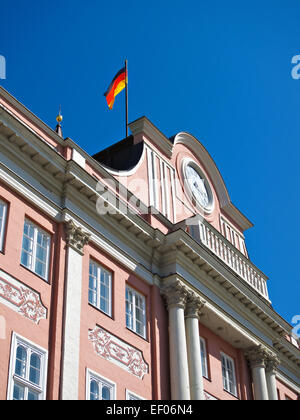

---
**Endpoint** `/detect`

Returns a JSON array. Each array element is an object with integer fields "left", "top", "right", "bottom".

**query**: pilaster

[{"left": 61, "top": 220, "right": 90, "bottom": 400}]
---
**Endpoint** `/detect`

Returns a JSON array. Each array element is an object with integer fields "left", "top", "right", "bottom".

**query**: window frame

[
  {"left": 126, "top": 389, "right": 146, "bottom": 400},
  {"left": 86, "top": 369, "right": 116, "bottom": 401},
  {"left": 125, "top": 285, "right": 147, "bottom": 339},
  {"left": 220, "top": 352, "right": 238, "bottom": 397},
  {"left": 88, "top": 260, "right": 112, "bottom": 317},
  {"left": 21, "top": 219, "right": 51, "bottom": 281},
  {"left": 0, "top": 200, "right": 8, "bottom": 252},
  {"left": 200, "top": 337, "right": 209, "bottom": 379},
  {"left": 7, "top": 333, "right": 48, "bottom": 401}
]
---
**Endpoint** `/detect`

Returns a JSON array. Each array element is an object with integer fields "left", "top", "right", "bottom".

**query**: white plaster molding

[
  {"left": 0, "top": 269, "right": 47, "bottom": 324},
  {"left": 89, "top": 325, "right": 149, "bottom": 379},
  {"left": 64, "top": 219, "right": 90, "bottom": 255},
  {"left": 129, "top": 116, "right": 173, "bottom": 158},
  {"left": 61, "top": 221, "right": 89, "bottom": 400},
  {"left": 173, "top": 132, "right": 253, "bottom": 231},
  {"left": 72, "top": 148, "right": 86, "bottom": 169},
  {"left": 204, "top": 391, "right": 218, "bottom": 400}
]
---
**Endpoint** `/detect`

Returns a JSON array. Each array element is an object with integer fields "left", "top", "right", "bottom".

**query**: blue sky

[{"left": 1, "top": 0, "right": 299, "bottom": 327}]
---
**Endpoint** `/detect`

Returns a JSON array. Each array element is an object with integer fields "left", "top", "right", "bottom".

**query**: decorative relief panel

[
  {"left": 204, "top": 391, "right": 218, "bottom": 401},
  {"left": 0, "top": 270, "right": 47, "bottom": 324},
  {"left": 89, "top": 325, "right": 148, "bottom": 379}
]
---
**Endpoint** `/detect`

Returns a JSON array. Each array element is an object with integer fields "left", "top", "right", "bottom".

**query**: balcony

[{"left": 188, "top": 218, "right": 270, "bottom": 301}]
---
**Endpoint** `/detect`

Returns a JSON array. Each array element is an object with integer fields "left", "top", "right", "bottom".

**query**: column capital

[
  {"left": 64, "top": 220, "right": 90, "bottom": 255},
  {"left": 161, "top": 280, "right": 188, "bottom": 310},
  {"left": 265, "top": 353, "right": 280, "bottom": 373},
  {"left": 185, "top": 292, "right": 206, "bottom": 319},
  {"left": 244, "top": 345, "right": 270, "bottom": 368}
]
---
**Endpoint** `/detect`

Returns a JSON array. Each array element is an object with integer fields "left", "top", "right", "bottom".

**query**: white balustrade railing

[{"left": 190, "top": 220, "right": 269, "bottom": 301}]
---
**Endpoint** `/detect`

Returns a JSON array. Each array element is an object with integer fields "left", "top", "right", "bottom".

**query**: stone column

[
  {"left": 61, "top": 220, "right": 90, "bottom": 400},
  {"left": 185, "top": 292, "right": 206, "bottom": 400},
  {"left": 265, "top": 355, "right": 280, "bottom": 401},
  {"left": 161, "top": 280, "right": 190, "bottom": 400},
  {"left": 245, "top": 345, "right": 269, "bottom": 401}
]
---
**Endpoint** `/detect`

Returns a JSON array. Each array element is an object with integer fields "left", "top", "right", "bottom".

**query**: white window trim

[
  {"left": 221, "top": 352, "right": 238, "bottom": 397},
  {"left": 200, "top": 337, "right": 209, "bottom": 379},
  {"left": 21, "top": 219, "right": 51, "bottom": 281},
  {"left": 86, "top": 369, "right": 116, "bottom": 400},
  {"left": 126, "top": 389, "right": 146, "bottom": 400},
  {"left": 125, "top": 285, "right": 147, "bottom": 339},
  {"left": 7, "top": 332, "right": 48, "bottom": 400},
  {"left": 0, "top": 200, "right": 7, "bottom": 252},
  {"left": 89, "top": 260, "right": 112, "bottom": 317}
]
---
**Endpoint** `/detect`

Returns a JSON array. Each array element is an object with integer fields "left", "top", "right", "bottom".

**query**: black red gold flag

[{"left": 104, "top": 67, "right": 127, "bottom": 110}]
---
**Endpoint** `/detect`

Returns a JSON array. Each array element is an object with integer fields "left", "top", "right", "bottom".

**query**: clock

[{"left": 183, "top": 160, "right": 213, "bottom": 212}]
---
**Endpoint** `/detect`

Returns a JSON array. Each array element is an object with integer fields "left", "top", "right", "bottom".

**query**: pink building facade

[{"left": 0, "top": 86, "right": 299, "bottom": 400}]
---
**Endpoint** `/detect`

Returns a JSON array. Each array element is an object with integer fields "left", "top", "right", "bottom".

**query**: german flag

[{"left": 104, "top": 67, "right": 127, "bottom": 109}]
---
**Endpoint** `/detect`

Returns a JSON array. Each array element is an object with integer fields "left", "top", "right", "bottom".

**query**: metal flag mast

[{"left": 125, "top": 59, "right": 128, "bottom": 138}]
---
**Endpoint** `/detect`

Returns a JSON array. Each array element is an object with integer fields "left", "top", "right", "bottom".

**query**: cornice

[
  {"left": 129, "top": 116, "right": 173, "bottom": 158},
  {"left": 0, "top": 87, "right": 65, "bottom": 147},
  {"left": 0, "top": 112, "right": 66, "bottom": 184},
  {"left": 274, "top": 338, "right": 300, "bottom": 370}
]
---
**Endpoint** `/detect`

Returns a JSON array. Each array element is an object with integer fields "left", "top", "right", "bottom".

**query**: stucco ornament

[
  {"left": 89, "top": 326, "right": 149, "bottom": 379},
  {"left": 185, "top": 291, "right": 206, "bottom": 319},
  {"left": 245, "top": 345, "right": 279, "bottom": 369},
  {"left": 0, "top": 273, "right": 47, "bottom": 324},
  {"left": 265, "top": 353, "right": 280, "bottom": 373},
  {"left": 161, "top": 280, "right": 189, "bottom": 309},
  {"left": 64, "top": 219, "right": 90, "bottom": 254}
]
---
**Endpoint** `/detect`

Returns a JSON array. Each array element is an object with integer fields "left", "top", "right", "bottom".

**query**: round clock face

[{"left": 185, "top": 164, "right": 212, "bottom": 211}]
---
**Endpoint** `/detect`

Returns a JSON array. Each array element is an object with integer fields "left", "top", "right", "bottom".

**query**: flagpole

[{"left": 125, "top": 59, "right": 128, "bottom": 138}]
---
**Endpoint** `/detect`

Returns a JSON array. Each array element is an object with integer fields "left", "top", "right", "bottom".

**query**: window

[
  {"left": 200, "top": 337, "right": 209, "bottom": 378},
  {"left": 126, "top": 286, "right": 146, "bottom": 338},
  {"left": 0, "top": 200, "right": 7, "bottom": 252},
  {"left": 8, "top": 334, "right": 48, "bottom": 400},
  {"left": 21, "top": 220, "right": 51, "bottom": 281},
  {"left": 86, "top": 370, "right": 115, "bottom": 400},
  {"left": 221, "top": 353, "right": 237, "bottom": 397},
  {"left": 126, "top": 390, "right": 145, "bottom": 400},
  {"left": 89, "top": 261, "right": 112, "bottom": 316}
]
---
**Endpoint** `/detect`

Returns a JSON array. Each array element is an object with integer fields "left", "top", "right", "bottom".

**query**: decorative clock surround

[{"left": 182, "top": 158, "right": 214, "bottom": 214}]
